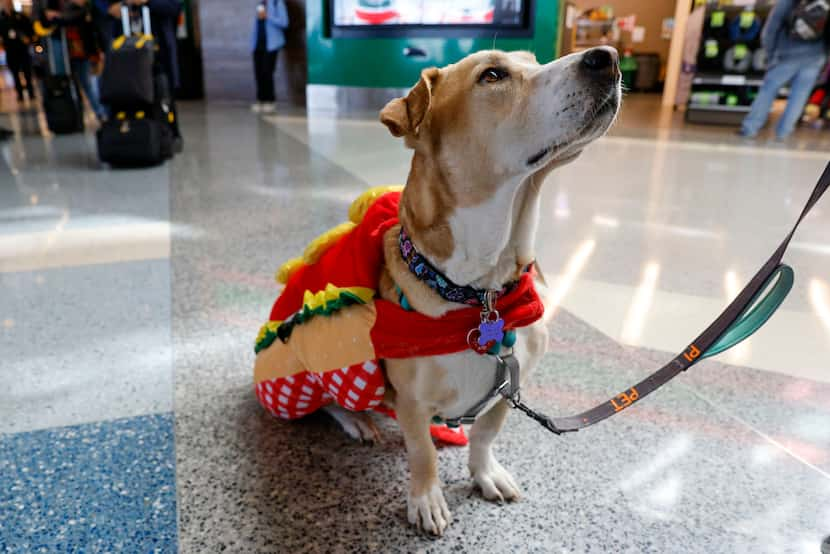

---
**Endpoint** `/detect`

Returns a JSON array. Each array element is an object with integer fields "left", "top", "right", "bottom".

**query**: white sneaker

[
  {"left": 260, "top": 103, "right": 276, "bottom": 114},
  {"left": 250, "top": 102, "right": 263, "bottom": 113}
]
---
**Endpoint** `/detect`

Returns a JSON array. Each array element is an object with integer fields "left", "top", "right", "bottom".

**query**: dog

[{"left": 254, "top": 46, "right": 620, "bottom": 536}]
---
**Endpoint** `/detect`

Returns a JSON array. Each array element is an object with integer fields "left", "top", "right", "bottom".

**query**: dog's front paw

[
  {"left": 407, "top": 483, "right": 452, "bottom": 536},
  {"left": 469, "top": 456, "right": 521, "bottom": 503}
]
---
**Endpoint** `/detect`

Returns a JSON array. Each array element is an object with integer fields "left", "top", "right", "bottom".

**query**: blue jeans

[
  {"left": 71, "top": 59, "right": 105, "bottom": 120},
  {"left": 741, "top": 55, "right": 827, "bottom": 138}
]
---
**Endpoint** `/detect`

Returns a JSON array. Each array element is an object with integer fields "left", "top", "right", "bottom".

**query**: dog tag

[
  {"left": 468, "top": 291, "right": 504, "bottom": 355},
  {"left": 478, "top": 316, "right": 505, "bottom": 346}
]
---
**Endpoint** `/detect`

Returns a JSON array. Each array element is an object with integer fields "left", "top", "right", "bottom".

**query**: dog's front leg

[
  {"left": 395, "top": 395, "right": 452, "bottom": 535},
  {"left": 468, "top": 399, "right": 521, "bottom": 502}
]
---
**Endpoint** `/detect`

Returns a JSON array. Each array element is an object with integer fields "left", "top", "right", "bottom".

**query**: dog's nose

[{"left": 580, "top": 47, "right": 619, "bottom": 75}]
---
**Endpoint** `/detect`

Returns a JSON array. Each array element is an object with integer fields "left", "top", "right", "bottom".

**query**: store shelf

[
  {"left": 692, "top": 74, "right": 764, "bottom": 86},
  {"left": 687, "top": 104, "right": 751, "bottom": 112},
  {"left": 686, "top": 104, "right": 749, "bottom": 125},
  {"left": 576, "top": 20, "right": 614, "bottom": 28}
]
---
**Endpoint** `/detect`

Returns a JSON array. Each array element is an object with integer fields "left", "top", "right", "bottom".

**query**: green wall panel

[{"left": 307, "top": 2, "right": 560, "bottom": 88}]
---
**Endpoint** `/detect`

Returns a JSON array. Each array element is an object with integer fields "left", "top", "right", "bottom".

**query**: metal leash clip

[
  {"left": 497, "top": 354, "right": 568, "bottom": 436},
  {"left": 495, "top": 354, "right": 521, "bottom": 401}
]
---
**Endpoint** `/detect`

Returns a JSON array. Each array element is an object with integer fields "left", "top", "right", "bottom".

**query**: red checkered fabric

[{"left": 255, "top": 359, "right": 385, "bottom": 419}]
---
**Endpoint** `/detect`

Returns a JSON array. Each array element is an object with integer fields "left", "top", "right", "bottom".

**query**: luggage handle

[
  {"left": 121, "top": 4, "right": 152, "bottom": 37},
  {"left": 143, "top": 5, "right": 152, "bottom": 36},
  {"left": 121, "top": 4, "right": 130, "bottom": 36}
]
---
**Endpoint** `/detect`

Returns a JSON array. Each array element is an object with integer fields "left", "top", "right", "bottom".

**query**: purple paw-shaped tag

[{"left": 478, "top": 318, "right": 505, "bottom": 346}]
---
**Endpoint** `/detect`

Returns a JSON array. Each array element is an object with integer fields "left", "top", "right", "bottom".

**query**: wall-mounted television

[{"left": 329, "top": 0, "right": 534, "bottom": 38}]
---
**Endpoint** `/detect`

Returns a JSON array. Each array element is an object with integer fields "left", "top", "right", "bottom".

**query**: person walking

[
  {"left": 251, "top": 0, "right": 288, "bottom": 114},
  {"left": 0, "top": 0, "right": 36, "bottom": 104},
  {"left": 34, "top": 0, "right": 107, "bottom": 121},
  {"left": 740, "top": 0, "right": 830, "bottom": 140}
]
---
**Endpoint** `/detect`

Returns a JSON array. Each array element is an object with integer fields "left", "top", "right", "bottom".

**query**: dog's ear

[{"left": 380, "top": 68, "right": 438, "bottom": 137}]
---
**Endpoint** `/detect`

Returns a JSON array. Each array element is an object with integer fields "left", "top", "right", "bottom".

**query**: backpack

[{"left": 790, "top": 0, "right": 830, "bottom": 40}]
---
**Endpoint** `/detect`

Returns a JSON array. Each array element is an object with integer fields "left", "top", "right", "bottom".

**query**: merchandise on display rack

[
  {"left": 800, "top": 60, "right": 830, "bottom": 128},
  {"left": 686, "top": 1, "right": 773, "bottom": 125}
]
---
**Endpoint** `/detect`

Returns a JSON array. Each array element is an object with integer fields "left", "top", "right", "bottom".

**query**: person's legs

[
  {"left": 71, "top": 59, "right": 105, "bottom": 120},
  {"left": 256, "top": 50, "right": 278, "bottom": 113},
  {"left": 776, "top": 56, "right": 827, "bottom": 139},
  {"left": 741, "top": 60, "right": 800, "bottom": 136},
  {"left": 21, "top": 54, "right": 34, "bottom": 99},
  {"left": 263, "top": 49, "right": 277, "bottom": 103},
  {"left": 253, "top": 49, "right": 267, "bottom": 103},
  {"left": 69, "top": 60, "right": 87, "bottom": 117},
  {"left": 7, "top": 58, "right": 25, "bottom": 101},
  {"left": 81, "top": 61, "right": 105, "bottom": 119}
]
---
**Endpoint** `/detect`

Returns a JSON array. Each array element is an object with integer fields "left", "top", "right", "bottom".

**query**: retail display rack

[{"left": 686, "top": 0, "right": 775, "bottom": 125}]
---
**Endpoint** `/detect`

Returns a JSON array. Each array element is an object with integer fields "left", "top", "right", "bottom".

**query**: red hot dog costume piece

[{"left": 253, "top": 187, "right": 545, "bottom": 445}]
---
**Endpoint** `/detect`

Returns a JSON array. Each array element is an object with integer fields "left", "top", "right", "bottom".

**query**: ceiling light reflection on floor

[
  {"left": 592, "top": 215, "right": 619, "bottom": 228},
  {"left": 644, "top": 222, "right": 723, "bottom": 240},
  {"left": 648, "top": 474, "right": 682, "bottom": 510},
  {"left": 620, "top": 262, "right": 660, "bottom": 344},
  {"left": 750, "top": 443, "right": 780, "bottom": 467},
  {"left": 0, "top": 218, "right": 201, "bottom": 272},
  {"left": 809, "top": 279, "right": 830, "bottom": 334},
  {"left": 554, "top": 190, "right": 570, "bottom": 218},
  {"left": 621, "top": 435, "right": 691, "bottom": 492},
  {"left": 725, "top": 270, "right": 750, "bottom": 363},
  {"left": 546, "top": 239, "right": 596, "bottom": 320},
  {"left": 725, "top": 270, "right": 740, "bottom": 302},
  {"left": 791, "top": 241, "right": 830, "bottom": 256}
]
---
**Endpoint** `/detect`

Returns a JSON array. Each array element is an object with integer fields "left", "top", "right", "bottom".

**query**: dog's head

[{"left": 381, "top": 48, "right": 620, "bottom": 197}]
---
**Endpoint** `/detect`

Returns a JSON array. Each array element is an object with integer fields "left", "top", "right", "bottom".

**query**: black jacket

[
  {"left": 32, "top": 0, "right": 102, "bottom": 58},
  {"left": 0, "top": 8, "right": 34, "bottom": 58}
]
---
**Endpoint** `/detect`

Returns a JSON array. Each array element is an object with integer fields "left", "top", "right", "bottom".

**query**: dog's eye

[{"left": 479, "top": 67, "right": 509, "bottom": 84}]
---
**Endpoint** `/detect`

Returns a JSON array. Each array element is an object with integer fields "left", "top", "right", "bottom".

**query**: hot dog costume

[{"left": 253, "top": 187, "right": 545, "bottom": 444}]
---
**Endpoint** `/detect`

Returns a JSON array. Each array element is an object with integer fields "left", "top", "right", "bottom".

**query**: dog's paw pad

[{"left": 407, "top": 484, "right": 452, "bottom": 536}]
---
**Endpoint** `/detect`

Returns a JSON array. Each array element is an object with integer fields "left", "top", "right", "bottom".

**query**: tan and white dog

[{"left": 323, "top": 47, "right": 621, "bottom": 535}]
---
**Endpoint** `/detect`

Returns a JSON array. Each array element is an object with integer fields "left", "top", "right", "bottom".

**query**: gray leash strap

[{"left": 499, "top": 162, "right": 830, "bottom": 436}]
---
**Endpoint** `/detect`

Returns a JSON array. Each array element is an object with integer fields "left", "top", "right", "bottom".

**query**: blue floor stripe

[{"left": 0, "top": 414, "right": 177, "bottom": 553}]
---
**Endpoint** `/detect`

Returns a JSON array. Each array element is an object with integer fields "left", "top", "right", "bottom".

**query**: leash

[{"left": 499, "top": 161, "right": 830, "bottom": 435}]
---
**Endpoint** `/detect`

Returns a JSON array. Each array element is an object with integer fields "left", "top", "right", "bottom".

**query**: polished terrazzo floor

[{"left": 1, "top": 97, "right": 830, "bottom": 553}]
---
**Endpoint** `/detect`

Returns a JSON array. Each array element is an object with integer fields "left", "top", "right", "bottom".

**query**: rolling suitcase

[
  {"left": 42, "top": 29, "right": 83, "bottom": 135},
  {"left": 99, "top": 6, "right": 155, "bottom": 105},
  {"left": 97, "top": 6, "right": 173, "bottom": 167}
]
